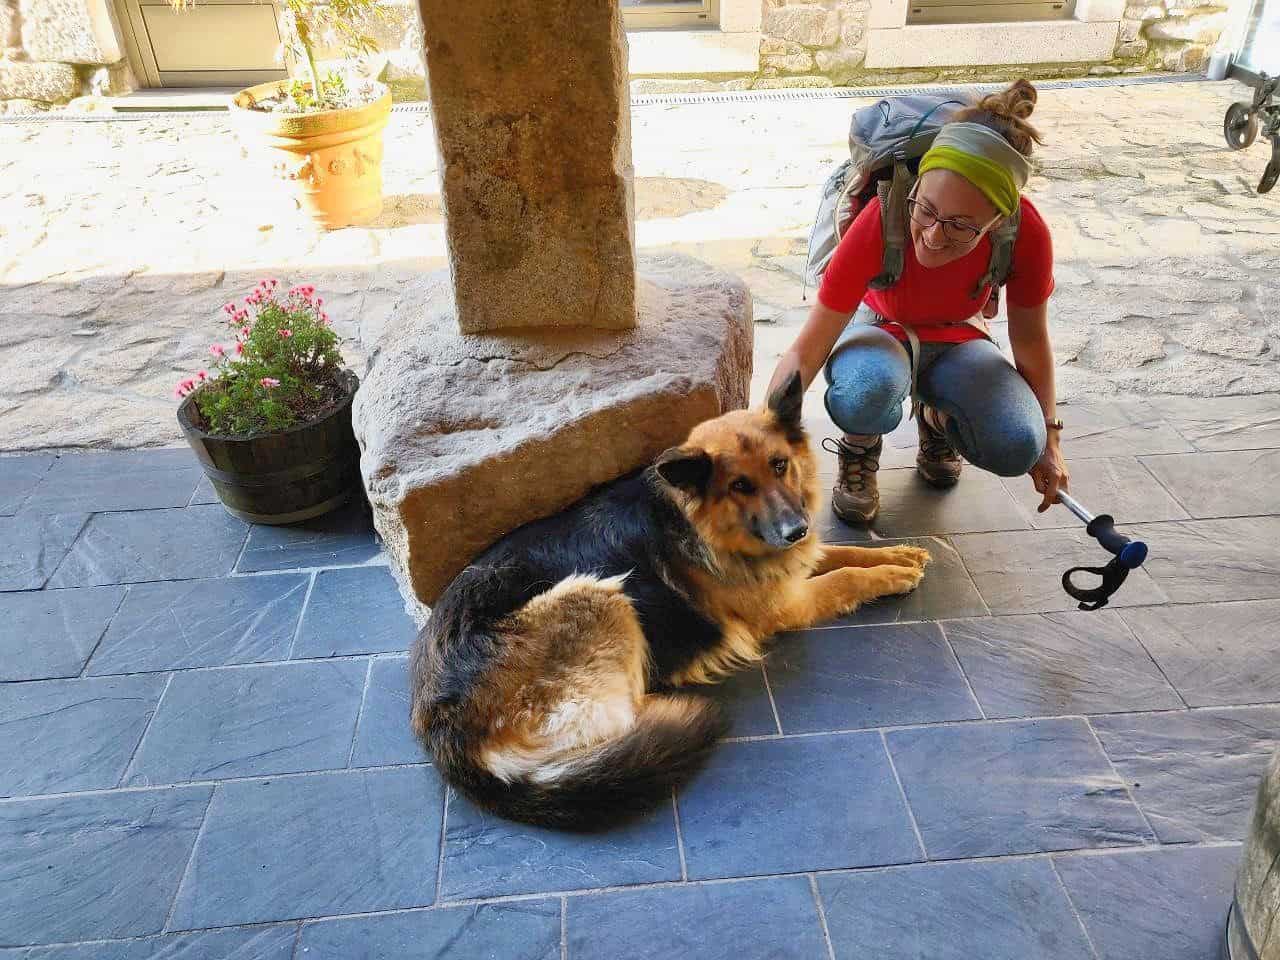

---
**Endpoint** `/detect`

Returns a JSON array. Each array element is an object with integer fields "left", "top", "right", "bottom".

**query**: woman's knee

[
  {"left": 824, "top": 348, "right": 910, "bottom": 435},
  {"left": 957, "top": 414, "right": 1045, "bottom": 477}
]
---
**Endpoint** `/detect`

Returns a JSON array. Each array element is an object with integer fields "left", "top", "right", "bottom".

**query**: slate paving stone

[
  {"left": 236, "top": 499, "right": 380, "bottom": 572},
  {"left": 824, "top": 537, "right": 989, "bottom": 625},
  {"left": 1140, "top": 449, "right": 1280, "bottom": 519},
  {"left": 350, "top": 655, "right": 429, "bottom": 768},
  {"left": 885, "top": 717, "right": 1153, "bottom": 859},
  {"left": 189, "top": 475, "right": 219, "bottom": 505},
  {"left": 0, "top": 585, "right": 125, "bottom": 681},
  {"left": 0, "top": 786, "right": 213, "bottom": 947},
  {"left": 87, "top": 574, "right": 309, "bottom": 675},
  {"left": 0, "top": 674, "right": 167, "bottom": 797},
  {"left": 9, "top": 925, "right": 298, "bottom": 959},
  {"left": 168, "top": 766, "right": 441, "bottom": 929},
  {"left": 22, "top": 450, "right": 201, "bottom": 515},
  {"left": 440, "top": 792, "right": 681, "bottom": 900},
  {"left": 1000, "top": 456, "right": 1189, "bottom": 529},
  {"left": 953, "top": 528, "right": 1168, "bottom": 615},
  {"left": 677, "top": 734, "right": 921, "bottom": 879},
  {"left": 1053, "top": 844, "right": 1241, "bottom": 960},
  {"left": 1118, "top": 599, "right": 1280, "bottom": 706},
  {"left": 705, "top": 664, "right": 780, "bottom": 739},
  {"left": 1127, "top": 516, "right": 1280, "bottom": 604},
  {"left": 942, "top": 610, "right": 1183, "bottom": 718},
  {"left": 1091, "top": 705, "right": 1280, "bottom": 842},
  {"left": 293, "top": 565, "right": 416, "bottom": 658},
  {"left": 128, "top": 659, "right": 366, "bottom": 784},
  {"left": 46, "top": 506, "right": 248, "bottom": 588},
  {"left": 568, "top": 875, "right": 829, "bottom": 960},
  {"left": 298, "top": 901, "right": 562, "bottom": 960},
  {"left": 1150, "top": 394, "right": 1280, "bottom": 452},
  {"left": 0, "top": 454, "right": 53, "bottom": 515},
  {"left": 1054, "top": 400, "right": 1193, "bottom": 457},
  {"left": 0, "top": 513, "right": 86, "bottom": 591},
  {"left": 767, "top": 622, "right": 980, "bottom": 733},
  {"left": 822, "top": 468, "right": 1031, "bottom": 542},
  {"left": 818, "top": 858, "right": 1095, "bottom": 960}
]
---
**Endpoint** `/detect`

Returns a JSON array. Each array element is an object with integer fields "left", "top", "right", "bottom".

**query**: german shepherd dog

[{"left": 409, "top": 373, "right": 930, "bottom": 829}]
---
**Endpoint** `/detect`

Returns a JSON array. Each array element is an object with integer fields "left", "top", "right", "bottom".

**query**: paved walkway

[
  {"left": 1, "top": 77, "right": 1278, "bottom": 450},
  {"left": 4, "top": 388, "right": 1279, "bottom": 955}
]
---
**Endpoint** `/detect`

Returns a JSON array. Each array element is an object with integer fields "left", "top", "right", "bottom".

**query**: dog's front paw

[
  {"left": 877, "top": 546, "right": 931, "bottom": 571},
  {"left": 879, "top": 564, "right": 925, "bottom": 596}
]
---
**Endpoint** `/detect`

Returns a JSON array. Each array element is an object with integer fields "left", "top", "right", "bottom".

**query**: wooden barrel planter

[
  {"left": 1225, "top": 750, "right": 1280, "bottom": 959},
  {"left": 177, "top": 370, "right": 362, "bottom": 525}
]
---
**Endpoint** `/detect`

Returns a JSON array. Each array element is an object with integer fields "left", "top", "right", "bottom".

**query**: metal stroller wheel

[{"left": 1225, "top": 102, "right": 1260, "bottom": 150}]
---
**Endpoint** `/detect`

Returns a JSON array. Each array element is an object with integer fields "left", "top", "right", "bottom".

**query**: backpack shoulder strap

[
  {"left": 868, "top": 157, "right": 914, "bottom": 291},
  {"left": 974, "top": 206, "right": 1021, "bottom": 297}
]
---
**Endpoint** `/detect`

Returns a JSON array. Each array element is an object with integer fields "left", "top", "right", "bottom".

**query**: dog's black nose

[{"left": 784, "top": 523, "right": 809, "bottom": 543}]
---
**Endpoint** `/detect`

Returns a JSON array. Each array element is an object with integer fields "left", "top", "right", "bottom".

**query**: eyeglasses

[{"left": 906, "top": 195, "right": 994, "bottom": 246}]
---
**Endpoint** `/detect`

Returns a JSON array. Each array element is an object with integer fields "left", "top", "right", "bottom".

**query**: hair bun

[
  {"left": 986, "top": 78, "right": 1037, "bottom": 120},
  {"left": 956, "top": 79, "right": 1043, "bottom": 157}
]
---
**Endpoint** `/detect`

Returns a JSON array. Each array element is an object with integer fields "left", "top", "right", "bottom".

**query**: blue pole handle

[{"left": 1085, "top": 514, "right": 1148, "bottom": 570}]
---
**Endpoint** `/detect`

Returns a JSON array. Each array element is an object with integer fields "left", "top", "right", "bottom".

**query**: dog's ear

[
  {"left": 655, "top": 446, "right": 713, "bottom": 494},
  {"left": 767, "top": 370, "right": 804, "bottom": 429}
]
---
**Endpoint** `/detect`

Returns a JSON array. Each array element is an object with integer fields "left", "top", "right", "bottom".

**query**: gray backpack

[{"left": 804, "top": 93, "right": 1020, "bottom": 311}]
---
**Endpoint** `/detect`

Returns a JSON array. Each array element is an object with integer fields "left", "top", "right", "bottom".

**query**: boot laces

[
  {"left": 822, "top": 436, "right": 880, "bottom": 493},
  {"left": 918, "top": 410, "right": 958, "bottom": 463}
]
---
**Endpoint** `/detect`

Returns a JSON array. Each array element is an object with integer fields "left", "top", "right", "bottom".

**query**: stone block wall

[
  {"left": 1118, "top": 1, "right": 1229, "bottom": 71},
  {"left": 760, "top": 0, "right": 871, "bottom": 85},
  {"left": 0, "top": 0, "right": 133, "bottom": 114},
  {"left": 756, "top": 0, "right": 1228, "bottom": 87}
]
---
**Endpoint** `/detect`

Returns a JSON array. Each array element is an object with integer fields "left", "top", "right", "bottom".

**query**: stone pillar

[
  {"left": 1227, "top": 750, "right": 1280, "bottom": 959},
  {"left": 416, "top": 0, "right": 637, "bottom": 334},
  {"left": 356, "top": 0, "right": 752, "bottom": 617}
]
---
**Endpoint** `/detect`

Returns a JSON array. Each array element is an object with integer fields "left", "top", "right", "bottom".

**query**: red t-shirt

[{"left": 817, "top": 195, "right": 1055, "bottom": 343}]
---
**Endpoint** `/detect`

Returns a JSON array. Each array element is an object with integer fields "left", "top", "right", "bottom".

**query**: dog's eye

[
  {"left": 730, "top": 477, "right": 755, "bottom": 495},
  {"left": 771, "top": 458, "right": 789, "bottom": 476}
]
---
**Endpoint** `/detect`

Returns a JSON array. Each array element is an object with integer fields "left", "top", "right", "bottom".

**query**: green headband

[{"left": 917, "top": 122, "right": 1032, "bottom": 217}]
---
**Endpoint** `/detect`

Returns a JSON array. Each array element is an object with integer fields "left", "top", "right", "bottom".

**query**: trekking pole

[{"left": 1056, "top": 491, "right": 1149, "bottom": 612}]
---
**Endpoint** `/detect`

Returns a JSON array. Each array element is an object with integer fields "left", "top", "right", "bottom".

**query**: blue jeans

[{"left": 823, "top": 316, "right": 1046, "bottom": 477}]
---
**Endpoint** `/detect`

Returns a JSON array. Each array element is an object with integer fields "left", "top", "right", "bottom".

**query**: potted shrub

[
  {"left": 175, "top": 280, "right": 362, "bottom": 524},
  {"left": 172, "top": 0, "right": 392, "bottom": 228}
]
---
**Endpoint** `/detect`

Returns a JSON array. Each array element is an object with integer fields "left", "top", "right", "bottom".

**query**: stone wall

[
  {"left": 757, "top": 0, "right": 1227, "bottom": 87},
  {"left": 0, "top": 0, "right": 133, "bottom": 114},
  {"left": 1118, "top": 1, "right": 1230, "bottom": 71},
  {"left": 760, "top": 0, "right": 870, "bottom": 85}
]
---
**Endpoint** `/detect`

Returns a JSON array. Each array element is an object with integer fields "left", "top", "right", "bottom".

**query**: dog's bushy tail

[{"left": 442, "top": 695, "right": 726, "bottom": 832}]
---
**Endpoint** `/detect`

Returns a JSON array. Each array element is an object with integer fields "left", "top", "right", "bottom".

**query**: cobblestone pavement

[
  {"left": 1, "top": 77, "right": 1277, "bottom": 451},
  {"left": 5, "top": 390, "right": 1279, "bottom": 954}
]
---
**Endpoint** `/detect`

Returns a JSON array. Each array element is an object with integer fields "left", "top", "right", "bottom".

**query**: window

[
  {"left": 622, "top": 0, "right": 719, "bottom": 30},
  {"left": 905, "top": 0, "right": 1076, "bottom": 24}
]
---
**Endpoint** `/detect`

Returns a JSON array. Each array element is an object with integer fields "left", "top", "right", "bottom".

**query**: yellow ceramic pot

[{"left": 231, "top": 81, "right": 393, "bottom": 229}]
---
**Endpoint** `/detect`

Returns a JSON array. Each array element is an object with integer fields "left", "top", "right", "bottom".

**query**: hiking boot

[
  {"left": 916, "top": 406, "right": 962, "bottom": 488},
  {"left": 823, "top": 434, "right": 882, "bottom": 525}
]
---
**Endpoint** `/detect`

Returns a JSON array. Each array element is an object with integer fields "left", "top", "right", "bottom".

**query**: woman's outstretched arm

[
  {"left": 766, "top": 301, "right": 855, "bottom": 400},
  {"left": 1008, "top": 299, "right": 1068, "bottom": 510}
]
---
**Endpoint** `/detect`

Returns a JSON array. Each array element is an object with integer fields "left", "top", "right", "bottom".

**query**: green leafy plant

[
  {"left": 175, "top": 280, "right": 348, "bottom": 437},
  {"left": 170, "top": 0, "right": 387, "bottom": 112}
]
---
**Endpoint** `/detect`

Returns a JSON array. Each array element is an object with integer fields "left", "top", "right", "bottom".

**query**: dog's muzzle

[{"left": 754, "top": 497, "right": 810, "bottom": 549}]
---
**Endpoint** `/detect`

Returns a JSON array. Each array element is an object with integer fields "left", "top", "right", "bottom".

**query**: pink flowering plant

[{"left": 175, "top": 279, "right": 346, "bottom": 436}]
